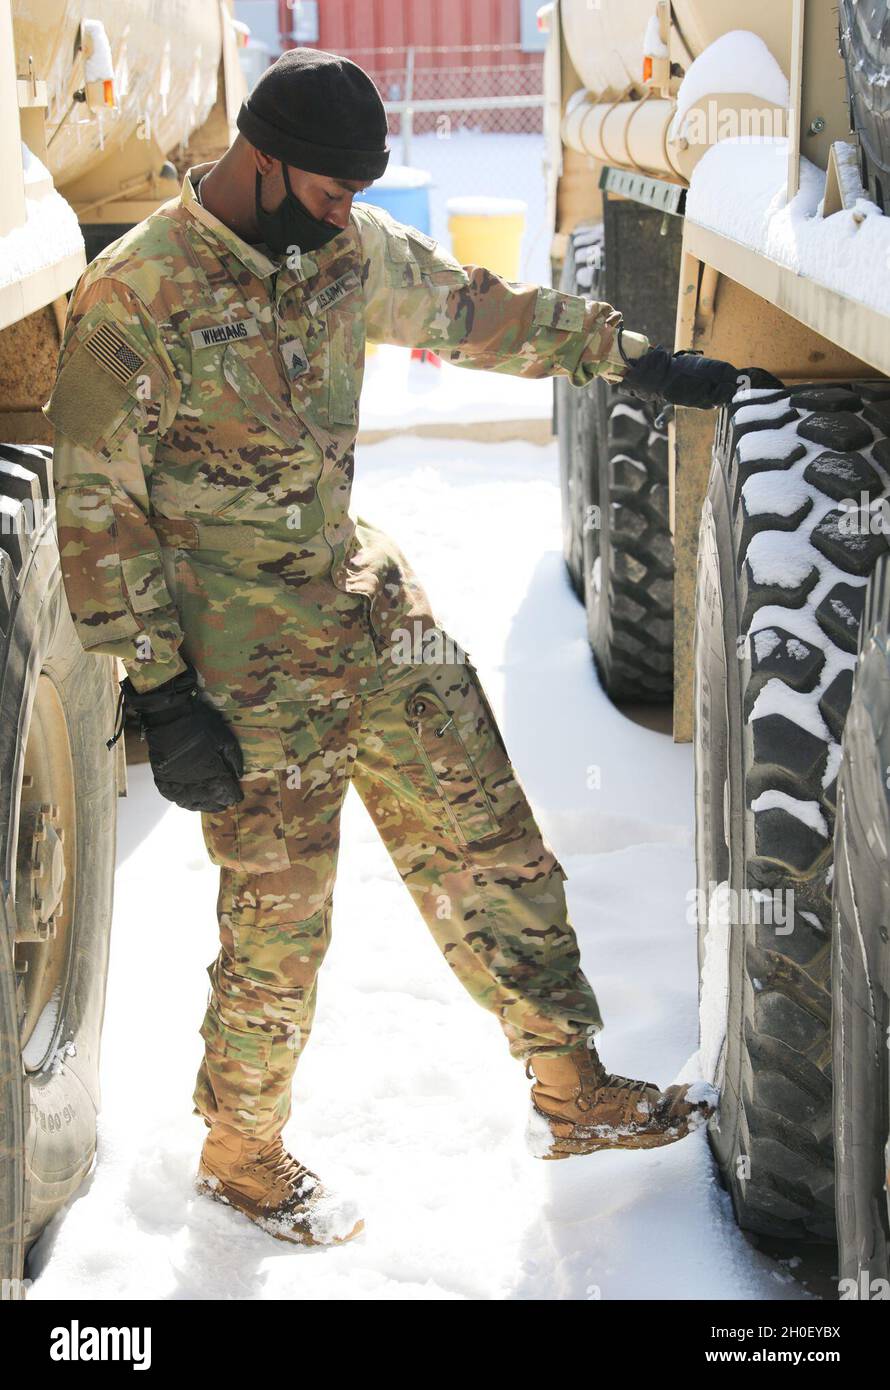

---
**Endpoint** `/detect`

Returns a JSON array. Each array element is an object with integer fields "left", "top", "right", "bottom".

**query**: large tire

[
  {"left": 557, "top": 208, "right": 678, "bottom": 702},
  {"left": 695, "top": 381, "right": 890, "bottom": 1242},
  {"left": 556, "top": 225, "right": 601, "bottom": 598},
  {"left": 580, "top": 381, "right": 674, "bottom": 701},
  {"left": 840, "top": 0, "right": 890, "bottom": 213},
  {"left": 0, "top": 443, "right": 118, "bottom": 1285},
  {"left": 833, "top": 550, "right": 890, "bottom": 1290}
]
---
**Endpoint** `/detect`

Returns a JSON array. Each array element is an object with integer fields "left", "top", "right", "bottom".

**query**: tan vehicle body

[
  {"left": 0, "top": 0, "right": 246, "bottom": 1286},
  {"left": 0, "top": 0, "right": 246, "bottom": 445},
  {"left": 546, "top": 0, "right": 878, "bottom": 736}
]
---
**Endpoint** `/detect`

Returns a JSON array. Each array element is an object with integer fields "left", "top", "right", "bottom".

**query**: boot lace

[
  {"left": 251, "top": 1140, "right": 314, "bottom": 1193},
  {"left": 604, "top": 1074, "right": 655, "bottom": 1096}
]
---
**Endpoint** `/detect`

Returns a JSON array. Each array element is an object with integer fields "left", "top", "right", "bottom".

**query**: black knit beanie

[{"left": 237, "top": 47, "right": 390, "bottom": 181}]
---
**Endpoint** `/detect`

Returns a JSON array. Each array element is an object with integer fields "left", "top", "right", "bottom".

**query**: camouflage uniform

[{"left": 44, "top": 164, "right": 645, "bottom": 1141}]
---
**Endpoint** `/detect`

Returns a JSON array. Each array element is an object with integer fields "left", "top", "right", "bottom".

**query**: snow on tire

[{"left": 695, "top": 380, "right": 890, "bottom": 1242}]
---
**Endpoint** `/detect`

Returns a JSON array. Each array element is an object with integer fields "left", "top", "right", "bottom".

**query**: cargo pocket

[
  {"left": 120, "top": 550, "right": 172, "bottom": 614},
  {"left": 54, "top": 484, "right": 141, "bottom": 646},
  {"left": 199, "top": 1002, "right": 274, "bottom": 1067},
  {"left": 405, "top": 682, "right": 501, "bottom": 844},
  {"left": 201, "top": 725, "right": 291, "bottom": 874},
  {"left": 222, "top": 343, "right": 310, "bottom": 449}
]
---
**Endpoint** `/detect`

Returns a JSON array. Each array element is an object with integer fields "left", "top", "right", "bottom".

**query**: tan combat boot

[
  {"left": 196, "top": 1124, "right": 364, "bottom": 1246},
  {"left": 526, "top": 1045, "right": 717, "bottom": 1159}
]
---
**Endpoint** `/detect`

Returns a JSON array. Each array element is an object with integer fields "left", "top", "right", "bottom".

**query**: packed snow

[
  {"left": 0, "top": 147, "right": 84, "bottom": 291},
  {"left": 81, "top": 18, "right": 115, "bottom": 84},
  {"left": 750, "top": 790, "right": 828, "bottom": 839},
  {"left": 686, "top": 138, "right": 890, "bottom": 319},
  {"left": 745, "top": 527, "right": 817, "bottom": 588},
  {"left": 698, "top": 884, "right": 731, "bottom": 1086},
  {"left": 830, "top": 140, "right": 868, "bottom": 211},
  {"left": 643, "top": 16, "right": 669, "bottom": 61},
  {"left": 742, "top": 471, "right": 812, "bottom": 519},
  {"left": 673, "top": 31, "right": 790, "bottom": 124},
  {"left": 748, "top": 676, "right": 831, "bottom": 743},
  {"left": 27, "top": 400, "right": 811, "bottom": 1300}
]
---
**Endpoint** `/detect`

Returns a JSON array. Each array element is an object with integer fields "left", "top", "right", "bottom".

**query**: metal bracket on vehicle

[{"left": 599, "top": 166, "right": 687, "bottom": 219}]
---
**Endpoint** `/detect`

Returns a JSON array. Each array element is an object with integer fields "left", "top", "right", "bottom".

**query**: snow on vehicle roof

[
  {"left": 674, "top": 30, "right": 790, "bottom": 123},
  {"left": 0, "top": 177, "right": 83, "bottom": 292},
  {"left": 82, "top": 18, "right": 115, "bottom": 84}
]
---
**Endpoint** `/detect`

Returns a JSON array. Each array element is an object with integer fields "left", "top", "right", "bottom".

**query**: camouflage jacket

[{"left": 44, "top": 164, "right": 645, "bottom": 710}]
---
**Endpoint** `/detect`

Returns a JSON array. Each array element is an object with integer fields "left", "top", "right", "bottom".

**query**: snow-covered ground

[
  {"left": 27, "top": 404, "right": 813, "bottom": 1299},
  {"left": 359, "top": 345, "right": 552, "bottom": 432}
]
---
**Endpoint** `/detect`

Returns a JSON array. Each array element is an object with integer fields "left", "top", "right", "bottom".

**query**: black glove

[
  {"left": 109, "top": 665, "right": 244, "bottom": 813},
  {"left": 735, "top": 367, "right": 786, "bottom": 391},
  {"left": 621, "top": 342, "right": 742, "bottom": 409}
]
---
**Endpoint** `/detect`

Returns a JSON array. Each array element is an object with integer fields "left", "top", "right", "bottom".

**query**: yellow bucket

[{"left": 446, "top": 196, "right": 528, "bottom": 281}]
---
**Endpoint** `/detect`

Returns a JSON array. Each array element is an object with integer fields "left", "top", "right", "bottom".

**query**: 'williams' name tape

[{"left": 190, "top": 318, "right": 261, "bottom": 349}]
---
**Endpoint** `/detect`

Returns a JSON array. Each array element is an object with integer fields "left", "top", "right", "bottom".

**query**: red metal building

[{"left": 275, "top": 0, "right": 544, "bottom": 134}]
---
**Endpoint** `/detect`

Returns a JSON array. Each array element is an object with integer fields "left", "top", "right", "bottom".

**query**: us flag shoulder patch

[{"left": 84, "top": 320, "right": 146, "bottom": 385}]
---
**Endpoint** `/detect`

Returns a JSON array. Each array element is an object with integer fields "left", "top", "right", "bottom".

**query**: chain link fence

[{"left": 339, "top": 44, "right": 549, "bottom": 283}]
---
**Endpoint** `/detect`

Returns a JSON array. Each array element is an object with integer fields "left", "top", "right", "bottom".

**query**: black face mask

[{"left": 254, "top": 167, "right": 343, "bottom": 256}]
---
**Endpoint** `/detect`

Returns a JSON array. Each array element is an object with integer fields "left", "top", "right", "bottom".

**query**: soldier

[{"left": 44, "top": 49, "right": 748, "bottom": 1247}]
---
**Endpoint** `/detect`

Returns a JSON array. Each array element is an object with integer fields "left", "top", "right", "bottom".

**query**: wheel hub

[{"left": 15, "top": 793, "right": 66, "bottom": 944}]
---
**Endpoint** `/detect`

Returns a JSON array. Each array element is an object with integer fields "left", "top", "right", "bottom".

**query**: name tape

[
  {"left": 307, "top": 270, "right": 360, "bottom": 317},
  {"left": 190, "top": 318, "right": 261, "bottom": 349}
]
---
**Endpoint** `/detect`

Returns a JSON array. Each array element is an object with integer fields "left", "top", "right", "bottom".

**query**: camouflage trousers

[{"left": 191, "top": 655, "right": 603, "bottom": 1139}]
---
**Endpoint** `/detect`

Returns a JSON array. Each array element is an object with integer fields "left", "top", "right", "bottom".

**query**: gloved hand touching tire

[
  {"left": 108, "top": 664, "right": 244, "bottom": 813},
  {"left": 618, "top": 330, "right": 783, "bottom": 409}
]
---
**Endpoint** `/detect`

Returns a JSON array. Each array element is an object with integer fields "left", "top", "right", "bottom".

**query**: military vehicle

[
  {"left": 543, "top": 0, "right": 890, "bottom": 1288},
  {"left": 0, "top": 0, "right": 246, "bottom": 1289}
]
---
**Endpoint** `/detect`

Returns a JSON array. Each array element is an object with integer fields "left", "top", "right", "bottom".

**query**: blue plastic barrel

[{"left": 354, "top": 165, "right": 432, "bottom": 233}]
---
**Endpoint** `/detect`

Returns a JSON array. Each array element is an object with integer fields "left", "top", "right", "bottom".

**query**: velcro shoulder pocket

[
  {"left": 44, "top": 307, "right": 160, "bottom": 453},
  {"left": 119, "top": 551, "right": 171, "bottom": 614},
  {"left": 385, "top": 223, "right": 467, "bottom": 289},
  {"left": 531, "top": 288, "right": 587, "bottom": 333}
]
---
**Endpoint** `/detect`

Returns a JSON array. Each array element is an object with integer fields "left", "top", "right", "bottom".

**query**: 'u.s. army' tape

[{"left": 306, "top": 270, "right": 360, "bottom": 317}]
